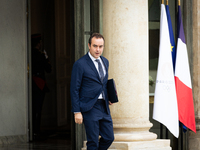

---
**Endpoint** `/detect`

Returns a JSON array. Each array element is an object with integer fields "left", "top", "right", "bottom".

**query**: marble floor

[
  {"left": 0, "top": 130, "right": 72, "bottom": 150},
  {"left": 0, "top": 141, "right": 71, "bottom": 150}
]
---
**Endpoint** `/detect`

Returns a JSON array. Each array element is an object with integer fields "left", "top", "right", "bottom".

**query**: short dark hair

[{"left": 88, "top": 33, "right": 105, "bottom": 45}]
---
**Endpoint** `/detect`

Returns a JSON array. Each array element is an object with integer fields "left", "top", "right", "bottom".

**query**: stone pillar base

[
  {"left": 189, "top": 130, "right": 200, "bottom": 149},
  {"left": 0, "top": 135, "right": 26, "bottom": 145},
  {"left": 82, "top": 139, "right": 171, "bottom": 150}
]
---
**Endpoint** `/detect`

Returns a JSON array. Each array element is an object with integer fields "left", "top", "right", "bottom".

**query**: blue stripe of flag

[{"left": 166, "top": 5, "right": 176, "bottom": 72}]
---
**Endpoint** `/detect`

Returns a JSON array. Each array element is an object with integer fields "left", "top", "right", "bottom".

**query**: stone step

[{"left": 82, "top": 140, "right": 171, "bottom": 150}]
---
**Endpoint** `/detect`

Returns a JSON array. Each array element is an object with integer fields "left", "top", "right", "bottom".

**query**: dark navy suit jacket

[{"left": 70, "top": 53, "right": 110, "bottom": 114}]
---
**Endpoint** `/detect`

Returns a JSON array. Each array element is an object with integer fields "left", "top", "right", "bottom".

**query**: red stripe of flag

[{"left": 175, "top": 76, "right": 196, "bottom": 132}]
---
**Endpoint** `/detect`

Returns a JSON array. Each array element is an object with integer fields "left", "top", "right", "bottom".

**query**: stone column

[
  {"left": 189, "top": 0, "right": 200, "bottom": 149},
  {"left": 103, "top": 0, "right": 171, "bottom": 149}
]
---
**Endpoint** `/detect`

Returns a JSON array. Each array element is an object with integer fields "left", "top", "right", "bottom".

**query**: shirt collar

[{"left": 88, "top": 52, "right": 101, "bottom": 62}]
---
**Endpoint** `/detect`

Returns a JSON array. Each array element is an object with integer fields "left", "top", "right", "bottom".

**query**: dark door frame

[{"left": 72, "top": 0, "right": 100, "bottom": 149}]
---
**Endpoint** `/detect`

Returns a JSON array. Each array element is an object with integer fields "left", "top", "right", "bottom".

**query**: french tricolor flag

[{"left": 175, "top": 5, "right": 196, "bottom": 133}]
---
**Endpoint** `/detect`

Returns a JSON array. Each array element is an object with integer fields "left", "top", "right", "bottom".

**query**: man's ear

[{"left": 88, "top": 43, "right": 91, "bottom": 49}]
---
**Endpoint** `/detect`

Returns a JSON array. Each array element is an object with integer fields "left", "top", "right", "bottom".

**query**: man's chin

[{"left": 94, "top": 55, "right": 100, "bottom": 58}]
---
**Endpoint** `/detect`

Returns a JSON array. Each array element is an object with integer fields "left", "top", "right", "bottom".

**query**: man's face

[{"left": 88, "top": 37, "right": 104, "bottom": 59}]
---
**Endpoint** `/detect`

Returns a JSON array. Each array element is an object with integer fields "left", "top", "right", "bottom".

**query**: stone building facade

[{"left": 0, "top": 0, "right": 200, "bottom": 150}]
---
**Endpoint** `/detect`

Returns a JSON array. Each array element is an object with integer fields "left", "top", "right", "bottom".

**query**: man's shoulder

[
  {"left": 100, "top": 56, "right": 109, "bottom": 63},
  {"left": 74, "top": 54, "right": 88, "bottom": 65}
]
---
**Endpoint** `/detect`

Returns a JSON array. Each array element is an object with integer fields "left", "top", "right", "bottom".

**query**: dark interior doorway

[{"left": 30, "top": 0, "right": 74, "bottom": 146}]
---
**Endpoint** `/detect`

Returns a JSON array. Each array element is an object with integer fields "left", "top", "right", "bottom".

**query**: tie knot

[{"left": 95, "top": 59, "right": 100, "bottom": 63}]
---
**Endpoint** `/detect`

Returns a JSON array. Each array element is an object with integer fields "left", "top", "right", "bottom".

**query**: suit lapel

[
  {"left": 86, "top": 53, "right": 101, "bottom": 82},
  {"left": 100, "top": 56, "right": 108, "bottom": 83},
  {"left": 100, "top": 56, "right": 108, "bottom": 71}
]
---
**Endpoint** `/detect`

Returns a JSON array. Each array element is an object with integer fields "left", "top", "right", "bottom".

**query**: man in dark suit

[
  {"left": 70, "top": 33, "right": 114, "bottom": 150},
  {"left": 31, "top": 34, "right": 52, "bottom": 139}
]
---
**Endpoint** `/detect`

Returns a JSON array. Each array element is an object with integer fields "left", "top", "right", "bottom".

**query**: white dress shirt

[{"left": 88, "top": 52, "right": 106, "bottom": 99}]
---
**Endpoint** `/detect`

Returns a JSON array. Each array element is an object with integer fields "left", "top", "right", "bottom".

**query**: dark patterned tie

[
  {"left": 95, "top": 59, "right": 105, "bottom": 99},
  {"left": 95, "top": 59, "right": 104, "bottom": 82}
]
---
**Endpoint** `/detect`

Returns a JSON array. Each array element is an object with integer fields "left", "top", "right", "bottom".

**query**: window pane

[
  {"left": 149, "top": 0, "right": 160, "bottom": 94},
  {"left": 84, "top": 0, "right": 90, "bottom": 31}
]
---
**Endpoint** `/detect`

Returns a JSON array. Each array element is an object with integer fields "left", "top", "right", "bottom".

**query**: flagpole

[
  {"left": 159, "top": 2, "right": 164, "bottom": 139},
  {"left": 177, "top": 9, "right": 183, "bottom": 140},
  {"left": 178, "top": 0, "right": 183, "bottom": 146},
  {"left": 165, "top": 0, "right": 169, "bottom": 140}
]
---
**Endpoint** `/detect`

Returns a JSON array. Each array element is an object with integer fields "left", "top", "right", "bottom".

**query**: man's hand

[
  {"left": 74, "top": 112, "right": 83, "bottom": 124},
  {"left": 109, "top": 101, "right": 113, "bottom": 105},
  {"left": 43, "top": 50, "right": 48, "bottom": 59}
]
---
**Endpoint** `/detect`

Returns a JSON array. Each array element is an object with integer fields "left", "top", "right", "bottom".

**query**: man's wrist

[{"left": 74, "top": 112, "right": 81, "bottom": 114}]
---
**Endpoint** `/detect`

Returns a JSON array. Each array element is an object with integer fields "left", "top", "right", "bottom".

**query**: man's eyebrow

[{"left": 93, "top": 44, "right": 103, "bottom": 46}]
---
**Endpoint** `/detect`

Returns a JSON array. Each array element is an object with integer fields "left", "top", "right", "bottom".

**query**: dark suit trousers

[{"left": 82, "top": 99, "right": 114, "bottom": 150}]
